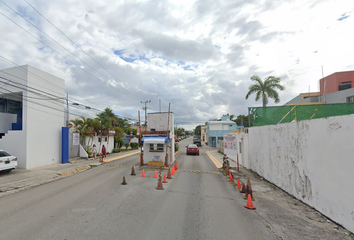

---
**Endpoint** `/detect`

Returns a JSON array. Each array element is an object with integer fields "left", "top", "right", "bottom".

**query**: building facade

[
  {"left": 0, "top": 65, "right": 65, "bottom": 169},
  {"left": 200, "top": 125, "right": 207, "bottom": 142},
  {"left": 287, "top": 70, "right": 354, "bottom": 105},
  {"left": 206, "top": 116, "right": 237, "bottom": 147},
  {"left": 142, "top": 112, "right": 175, "bottom": 166}
]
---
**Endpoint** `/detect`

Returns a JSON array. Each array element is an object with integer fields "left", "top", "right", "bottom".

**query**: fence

[{"left": 248, "top": 103, "right": 354, "bottom": 127}]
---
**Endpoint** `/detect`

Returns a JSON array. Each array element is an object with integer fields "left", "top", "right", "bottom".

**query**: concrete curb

[
  {"left": 103, "top": 150, "right": 140, "bottom": 163},
  {"left": 206, "top": 151, "right": 223, "bottom": 168},
  {"left": 59, "top": 166, "right": 91, "bottom": 177}
]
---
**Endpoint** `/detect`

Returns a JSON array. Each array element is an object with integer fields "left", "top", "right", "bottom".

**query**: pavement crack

[{"left": 255, "top": 211, "right": 284, "bottom": 240}]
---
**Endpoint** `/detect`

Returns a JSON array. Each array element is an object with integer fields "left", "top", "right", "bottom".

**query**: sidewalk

[
  {"left": 0, "top": 150, "right": 140, "bottom": 198},
  {"left": 204, "top": 145, "right": 353, "bottom": 239}
]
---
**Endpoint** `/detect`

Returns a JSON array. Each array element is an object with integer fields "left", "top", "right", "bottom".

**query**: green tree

[
  {"left": 194, "top": 125, "right": 201, "bottom": 137},
  {"left": 245, "top": 75, "right": 285, "bottom": 107},
  {"left": 235, "top": 115, "right": 249, "bottom": 127},
  {"left": 132, "top": 128, "right": 138, "bottom": 136}
]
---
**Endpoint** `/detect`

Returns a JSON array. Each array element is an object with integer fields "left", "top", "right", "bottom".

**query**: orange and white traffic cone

[
  {"left": 153, "top": 170, "right": 158, "bottom": 178},
  {"left": 141, "top": 169, "right": 146, "bottom": 177}
]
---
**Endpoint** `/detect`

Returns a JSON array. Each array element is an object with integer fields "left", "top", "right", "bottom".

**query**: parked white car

[{"left": 0, "top": 150, "right": 17, "bottom": 172}]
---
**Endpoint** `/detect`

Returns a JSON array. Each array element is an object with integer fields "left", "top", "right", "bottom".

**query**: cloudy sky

[{"left": 0, "top": 0, "right": 353, "bottom": 130}]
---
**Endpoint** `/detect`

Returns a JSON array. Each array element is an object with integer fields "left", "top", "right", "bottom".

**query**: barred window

[{"left": 150, "top": 143, "right": 164, "bottom": 151}]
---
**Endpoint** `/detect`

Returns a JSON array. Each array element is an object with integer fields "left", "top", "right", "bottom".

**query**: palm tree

[{"left": 245, "top": 75, "right": 285, "bottom": 107}]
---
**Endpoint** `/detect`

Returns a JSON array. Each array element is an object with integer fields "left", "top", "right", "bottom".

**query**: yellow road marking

[
  {"left": 103, "top": 151, "right": 140, "bottom": 163},
  {"left": 206, "top": 151, "right": 223, "bottom": 168}
]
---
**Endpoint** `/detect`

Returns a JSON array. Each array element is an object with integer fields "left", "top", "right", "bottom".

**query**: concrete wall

[
  {"left": 0, "top": 130, "right": 26, "bottom": 168},
  {"left": 0, "top": 65, "right": 65, "bottom": 169},
  {"left": 0, "top": 113, "right": 16, "bottom": 133},
  {"left": 26, "top": 66, "right": 65, "bottom": 168},
  {"left": 243, "top": 114, "right": 354, "bottom": 233},
  {"left": 320, "top": 88, "right": 354, "bottom": 103}
]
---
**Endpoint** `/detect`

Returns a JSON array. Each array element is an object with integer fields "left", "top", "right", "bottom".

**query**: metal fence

[{"left": 248, "top": 103, "right": 354, "bottom": 127}]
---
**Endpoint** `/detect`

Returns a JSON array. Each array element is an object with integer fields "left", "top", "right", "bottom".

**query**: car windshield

[
  {"left": 188, "top": 144, "right": 198, "bottom": 148},
  {"left": 0, "top": 151, "right": 11, "bottom": 157}
]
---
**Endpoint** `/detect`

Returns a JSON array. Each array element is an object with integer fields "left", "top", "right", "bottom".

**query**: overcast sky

[{"left": 0, "top": 0, "right": 353, "bottom": 130}]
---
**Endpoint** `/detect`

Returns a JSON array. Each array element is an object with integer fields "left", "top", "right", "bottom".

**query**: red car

[{"left": 186, "top": 144, "right": 199, "bottom": 155}]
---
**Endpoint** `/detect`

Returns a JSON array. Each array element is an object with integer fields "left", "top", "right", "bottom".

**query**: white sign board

[
  {"left": 224, "top": 133, "right": 237, "bottom": 150},
  {"left": 73, "top": 133, "right": 80, "bottom": 146},
  {"left": 130, "top": 137, "right": 139, "bottom": 143},
  {"left": 223, "top": 133, "right": 237, "bottom": 161}
]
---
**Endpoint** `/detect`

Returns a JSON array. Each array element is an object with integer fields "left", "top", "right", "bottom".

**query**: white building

[
  {"left": 0, "top": 65, "right": 65, "bottom": 169},
  {"left": 142, "top": 112, "right": 175, "bottom": 166}
]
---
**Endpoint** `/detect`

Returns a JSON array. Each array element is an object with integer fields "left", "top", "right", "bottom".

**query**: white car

[{"left": 0, "top": 150, "right": 17, "bottom": 172}]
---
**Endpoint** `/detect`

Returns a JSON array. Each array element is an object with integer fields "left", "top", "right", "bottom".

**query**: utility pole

[{"left": 141, "top": 100, "right": 151, "bottom": 127}]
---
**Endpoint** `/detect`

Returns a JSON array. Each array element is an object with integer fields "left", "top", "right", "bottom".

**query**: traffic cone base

[
  {"left": 121, "top": 176, "right": 127, "bottom": 185},
  {"left": 162, "top": 173, "right": 168, "bottom": 183},
  {"left": 153, "top": 170, "right": 158, "bottom": 178},
  {"left": 141, "top": 169, "right": 146, "bottom": 177},
  {"left": 245, "top": 194, "right": 256, "bottom": 210}
]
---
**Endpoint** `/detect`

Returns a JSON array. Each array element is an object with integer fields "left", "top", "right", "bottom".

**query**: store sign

[{"left": 73, "top": 133, "right": 80, "bottom": 146}]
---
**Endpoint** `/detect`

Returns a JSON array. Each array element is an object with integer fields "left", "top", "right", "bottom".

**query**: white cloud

[{"left": 0, "top": 0, "right": 353, "bottom": 130}]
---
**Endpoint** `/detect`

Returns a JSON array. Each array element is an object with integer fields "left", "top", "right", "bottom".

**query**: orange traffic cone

[
  {"left": 174, "top": 161, "right": 178, "bottom": 171},
  {"left": 141, "top": 169, "right": 146, "bottom": 177},
  {"left": 229, "top": 173, "right": 234, "bottom": 182},
  {"left": 171, "top": 167, "right": 175, "bottom": 175},
  {"left": 244, "top": 194, "right": 256, "bottom": 210},
  {"left": 236, "top": 179, "right": 242, "bottom": 189},
  {"left": 153, "top": 170, "right": 158, "bottom": 178},
  {"left": 162, "top": 173, "right": 168, "bottom": 183}
]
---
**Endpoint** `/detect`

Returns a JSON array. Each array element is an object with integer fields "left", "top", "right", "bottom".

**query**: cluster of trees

[{"left": 69, "top": 107, "right": 136, "bottom": 152}]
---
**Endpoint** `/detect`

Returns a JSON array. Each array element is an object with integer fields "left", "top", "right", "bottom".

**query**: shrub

[
  {"left": 130, "top": 142, "right": 139, "bottom": 149},
  {"left": 175, "top": 143, "right": 179, "bottom": 152},
  {"left": 85, "top": 146, "right": 92, "bottom": 157},
  {"left": 112, "top": 148, "right": 121, "bottom": 153},
  {"left": 124, "top": 143, "right": 129, "bottom": 151}
]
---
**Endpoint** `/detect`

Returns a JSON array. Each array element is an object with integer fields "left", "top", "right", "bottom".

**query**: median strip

[{"left": 103, "top": 150, "right": 141, "bottom": 163}]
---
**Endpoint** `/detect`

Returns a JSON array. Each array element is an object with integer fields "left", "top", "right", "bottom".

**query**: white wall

[
  {"left": 143, "top": 141, "right": 166, "bottom": 164},
  {"left": 26, "top": 66, "right": 65, "bottom": 168},
  {"left": 0, "top": 130, "right": 26, "bottom": 168},
  {"left": 147, "top": 112, "right": 175, "bottom": 165},
  {"left": 0, "top": 65, "right": 65, "bottom": 169},
  {"left": 244, "top": 114, "right": 354, "bottom": 233},
  {"left": 0, "top": 113, "right": 16, "bottom": 133}
]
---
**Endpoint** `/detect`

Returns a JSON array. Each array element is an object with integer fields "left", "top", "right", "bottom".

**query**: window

[
  {"left": 150, "top": 143, "right": 164, "bottom": 151},
  {"left": 98, "top": 137, "right": 101, "bottom": 142},
  {"left": 347, "top": 96, "right": 354, "bottom": 103},
  {"left": 105, "top": 137, "right": 107, "bottom": 142},
  {"left": 239, "top": 142, "right": 242, "bottom": 153},
  {"left": 338, "top": 81, "right": 352, "bottom": 91}
]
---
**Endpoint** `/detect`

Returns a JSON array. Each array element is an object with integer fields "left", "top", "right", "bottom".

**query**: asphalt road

[{"left": 0, "top": 139, "right": 278, "bottom": 240}]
